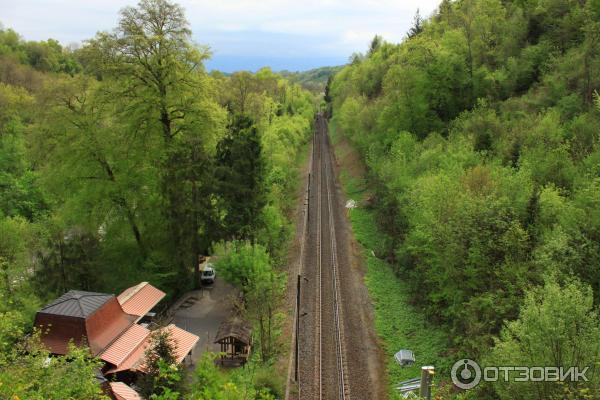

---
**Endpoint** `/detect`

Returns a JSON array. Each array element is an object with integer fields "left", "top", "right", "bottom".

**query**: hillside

[
  {"left": 280, "top": 65, "right": 343, "bottom": 92},
  {"left": 327, "top": 0, "right": 600, "bottom": 398}
]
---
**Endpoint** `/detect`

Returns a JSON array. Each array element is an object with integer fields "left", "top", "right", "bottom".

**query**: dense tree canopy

[
  {"left": 327, "top": 0, "right": 600, "bottom": 397},
  {"left": 0, "top": 0, "right": 316, "bottom": 398}
]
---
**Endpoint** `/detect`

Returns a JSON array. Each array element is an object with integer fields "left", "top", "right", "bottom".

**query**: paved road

[{"left": 171, "top": 280, "right": 236, "bottom": 364}]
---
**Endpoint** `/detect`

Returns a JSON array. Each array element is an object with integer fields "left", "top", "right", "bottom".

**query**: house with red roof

[{"left": 34, "top": 282, "right": 199, "bottom": 399}]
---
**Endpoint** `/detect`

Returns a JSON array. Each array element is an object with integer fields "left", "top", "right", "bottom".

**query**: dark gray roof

[{"left": 39, "top": 290, "right": 113, "bottom": 318}]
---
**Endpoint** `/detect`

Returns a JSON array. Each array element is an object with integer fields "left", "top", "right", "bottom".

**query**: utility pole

[
  {"left": 420, "top": 366, "right": 435, "bottom": 400},
  {"left": 295, "top": 273, "right": 301, "bottom": 381},
  {"left": 307, "top": 173, "right": 310, "bottom": 218}
]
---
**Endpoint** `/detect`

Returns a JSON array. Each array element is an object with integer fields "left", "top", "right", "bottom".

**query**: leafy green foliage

[
  {"left": 213, "top": 241, "right": 285, "bottom": 362},
  {"left": 191, "top": 353, "right": 276, "bottom": 400},
  {"left": 148, "top": 360, "right": 183, "bottom": 400},
  {"left": 486, "top": 278, "right": 600, "bottom": 399},
  {"left": 139, "top": 329, "right": 182, "bottom": 399},
  {"left": 0, "top": 28, "right": 81, "bottom": 74},
  {"left": 0, "top": 330, "right": 108, "bottom": 400},
  {"left": 328, "top": 0, "right": 600, "bottom": 396}
]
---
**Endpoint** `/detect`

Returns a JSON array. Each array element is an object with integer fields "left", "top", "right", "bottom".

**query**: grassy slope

[{"left": 329, "top": 120, "right": 452, "bottom": 398}]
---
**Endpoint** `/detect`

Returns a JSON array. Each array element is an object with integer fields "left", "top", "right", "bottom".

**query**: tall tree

[
  {"left": 215, "top": 115, "right": 266, "bottom": 241},
  {"left": 82, "top": 0, "right": 225, "bottom": 288},
  {"left": 228, "top": 71, "right": 255, "bottom": 114},
  {"left": 407, "top": 9, "right": 424, "bottom": 38},
  {"left": 368, "top": 35, "right": 383, "bottom": 55},
  {"left": 38, "top": 77, "right": 149, "bottom": 257}
]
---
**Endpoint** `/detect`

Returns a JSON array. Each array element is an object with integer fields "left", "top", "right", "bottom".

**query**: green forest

[
  {"left": 280, "top": 66, "right": 343, "bottom": 93},
  {"left": 328, "top": 0, "right": 600, "bottom": 398},
  {"left": 1, "top": 0, "right": 600, "bottom": 398},
  {"left": 0, "top": 0, "right": 316, "bottom": 398}
]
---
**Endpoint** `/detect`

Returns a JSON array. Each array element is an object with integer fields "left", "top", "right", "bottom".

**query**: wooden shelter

[{"left": 214, "top": 317, "right": 252, "bottom": 366}]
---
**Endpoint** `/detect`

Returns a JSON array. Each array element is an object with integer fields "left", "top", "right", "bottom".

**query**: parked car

[{"left": 201, "top": 263, "right": 216, "bottom": 285}]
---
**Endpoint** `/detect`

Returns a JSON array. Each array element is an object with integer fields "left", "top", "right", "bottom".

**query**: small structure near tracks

[
  {"left": 214, "top": 316, "right": 252, "bottom": 367},
  {"left": 394, "top": 349, "right": 416, "bottom": 367}
]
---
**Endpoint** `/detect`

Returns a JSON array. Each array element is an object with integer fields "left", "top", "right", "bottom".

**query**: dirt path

[{"left": 287, "top": 115, "right": 386, "bottom": 400}]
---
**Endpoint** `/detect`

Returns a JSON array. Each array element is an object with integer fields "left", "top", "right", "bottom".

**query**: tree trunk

[
  {"left": 191, "top": 145, "right": 201, "bottom": 289},
  {"left": 259, "top": 315, "right": 266, "bottom": 362},
  {"left": 124, "top": 206, "right": 146, "bottom": 257},
  {"left": 59, "top": 241, "right": 66, "bottom": 293},
  {"left": 267, "top": 304, "right": 272, "bottom": 360},
  {"left": 160, "top": 99, "right": 190, "bottom": 288}
]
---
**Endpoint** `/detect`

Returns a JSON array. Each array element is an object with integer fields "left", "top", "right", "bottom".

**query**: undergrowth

[{"left": 331, "top": 123, "right": 451, "bottom": 399}]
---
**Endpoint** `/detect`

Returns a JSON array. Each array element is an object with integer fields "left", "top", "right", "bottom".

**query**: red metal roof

[
  {"left": 105, "top": 324, "right": 199, "bottom": 374},
  {"left": 86, "top": 298, "right": 137, "bottom": 356},
  {"left": 118, "top": 282, "right": 166, "bottom": 318},
  {"left": 109, "top": 382, "right": 142, "bottom": 400},
  {"left": 105, "top": 337, "right": 149, "bottom": 374},
  {"left": 100, "top": 324, "right": 150, "bottom": 367},
  {"left": 167, "top": 324, "right": 200, "bottom": 364}
]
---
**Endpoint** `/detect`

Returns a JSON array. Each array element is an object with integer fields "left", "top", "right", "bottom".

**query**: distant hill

[{"left": 279, "top": 65, "right": 343, "bottom": 93}]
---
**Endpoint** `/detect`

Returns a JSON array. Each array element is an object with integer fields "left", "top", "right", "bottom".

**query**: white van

[{"left": 201, "top": 263, "right": 216, "bottom": 285}]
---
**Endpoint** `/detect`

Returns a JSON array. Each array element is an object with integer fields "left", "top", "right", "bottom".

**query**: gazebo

[{"left": 214, "top": 317, "right": 252, "bottom": 367}]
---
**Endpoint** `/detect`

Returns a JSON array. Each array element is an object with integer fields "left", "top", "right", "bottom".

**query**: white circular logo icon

[{"left": 451, "top": 359, "right": 482, "bottom": 389}]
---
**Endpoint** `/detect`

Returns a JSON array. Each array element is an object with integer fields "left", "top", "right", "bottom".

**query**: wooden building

[
  {"left": 34, "top": 282, "right": 199, "bottom": 399},
  {"left": 214, "top": 317, "right": 252, "bottom": 367},
  {"left": 34, "top": 291, "right": 135, "bottom": 356}
]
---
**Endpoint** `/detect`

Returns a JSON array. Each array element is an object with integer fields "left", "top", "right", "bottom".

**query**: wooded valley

[
  {"left": 327, "top": 0, "right": 599, "bottom": 398},
  {"left": 1, "top": 0, "right": 599, "bottom": 399}
]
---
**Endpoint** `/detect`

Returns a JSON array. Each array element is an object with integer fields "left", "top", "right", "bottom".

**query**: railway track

[
  {"left": 297, "top": 114, "right": 349, "bottom": 400},
  {"left": 322, "top": 117, "right": 349, "bottom": 400}
]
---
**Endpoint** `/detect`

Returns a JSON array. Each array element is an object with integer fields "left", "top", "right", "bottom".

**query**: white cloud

[{"left": 1, "top": 0, "right": 441, "bottom": 68}]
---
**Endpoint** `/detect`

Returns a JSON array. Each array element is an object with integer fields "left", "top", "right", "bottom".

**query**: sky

[{"left": 0, "top": 0, "right": 441, "bottom": 73}]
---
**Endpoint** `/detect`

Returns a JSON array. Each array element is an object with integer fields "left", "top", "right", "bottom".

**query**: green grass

[{"left": 332, "top": 127, "right": 451, "bottom": 399}]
